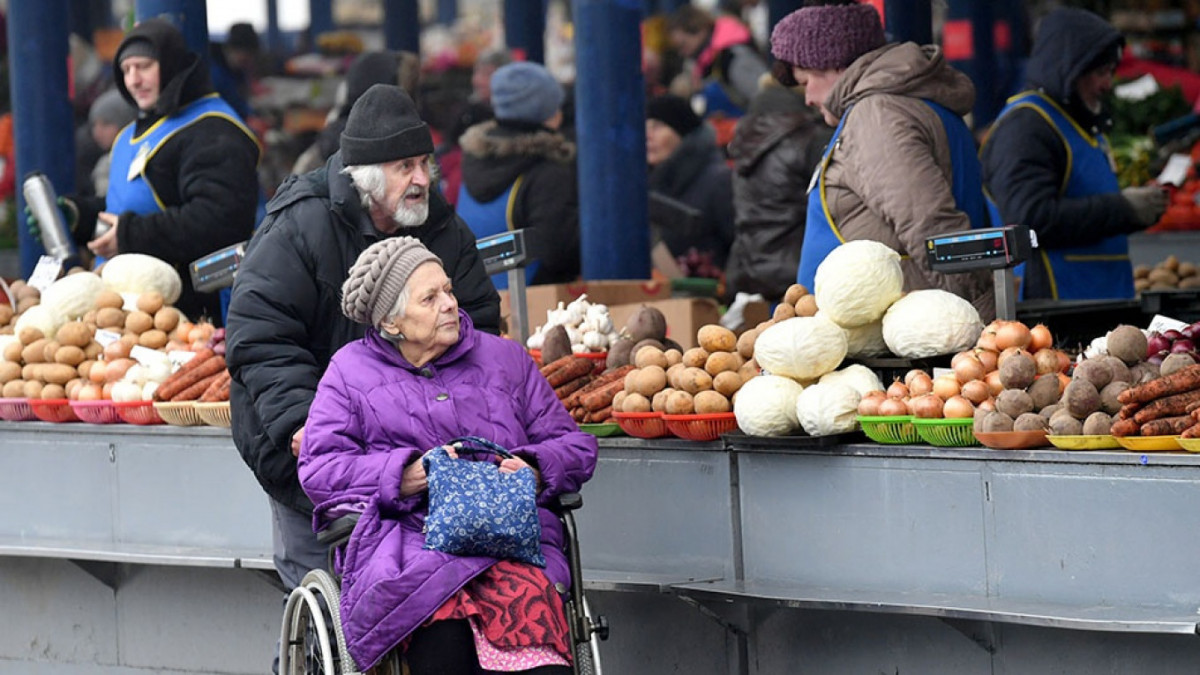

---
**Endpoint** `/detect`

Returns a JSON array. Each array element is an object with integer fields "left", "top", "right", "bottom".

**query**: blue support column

[
  {"left": 945, "top": 0, "right": 998, "bottom": 126},
  {"left": 309, "top": 0, "right": 334, "bottom": 40},
  {"left": 882, "top": 0, "right": 931, "bottom": 45},
  {"left": 572, "top": 0, "right": 650, "bottom": 280},
  {"left": 384, "top": 0, "right": 421, "bottom": 54},
  {"left": 8, "top": 0, "right": 75, "bottom": 277},
  {"left": 438, "top": 0, "right": 457, "bottom": 27},
  {"left": 135, "top": 0, "right": 209, "bottom": 62},
  {"left": 504, "top": 0, "right": 546, "bottom": 64},
  {"left": 767, "top": 0, "right": 804, "bottom": 36},
  {"left": 266, "top": 0, "right": 282, "bottom": 55},
  {"left": 657, "top": 0, "right": 687, "bottom": 14}
]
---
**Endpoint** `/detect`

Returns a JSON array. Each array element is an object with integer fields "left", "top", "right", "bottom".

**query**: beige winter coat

[{"left": 821, "top": 43, "right": 995, "bottom": 321}]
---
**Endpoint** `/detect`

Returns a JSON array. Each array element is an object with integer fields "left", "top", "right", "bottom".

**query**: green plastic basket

[
  {"left": 912, "top": 417, "right": 979, "bottom": 447},
  {"left": 856, "top": 415, "right": 919, "bottom": 444}
]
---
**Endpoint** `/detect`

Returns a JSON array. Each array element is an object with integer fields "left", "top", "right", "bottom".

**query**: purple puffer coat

[{"left": 298, "top": 310, "right": 598, "bottom": 670}]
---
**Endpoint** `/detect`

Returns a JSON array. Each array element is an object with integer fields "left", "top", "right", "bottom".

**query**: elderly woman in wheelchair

[{"left": 291, "top": 237, "right": 599, "bottom": 674}]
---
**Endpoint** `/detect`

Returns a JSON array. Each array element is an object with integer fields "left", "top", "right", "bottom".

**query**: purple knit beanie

[{"left": 771, "top": 4, "right": 886, "bottom": 71}]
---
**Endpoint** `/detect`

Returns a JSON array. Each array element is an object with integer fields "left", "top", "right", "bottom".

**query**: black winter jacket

[
  {"left": 459, "top": 120, "right": 581, "bottom": 285},
  {"left": 226, "top": 152, "right": 501, "bottom": 514},
  {"left": 648, "top": 126, "right": 735, "bottom": 271},
  {"left": 726, "top": 90, "right": 830, "bottom": 301},
  {"left": 981, "top": 9, "right": 1138, "bottom": 299},
  {"left": 77, "top": 18, "right": 261, "bottom": 324}
]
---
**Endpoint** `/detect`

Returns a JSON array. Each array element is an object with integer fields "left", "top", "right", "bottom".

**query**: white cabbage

[
  {"left": 817, "top": 311, "right": 889, "bottom": 358},
  {"left": 882, "top": 290, "right": 982, "bottom": 358},
  {"left": 796, "top": 382, "right": 862, "bottom": 436},
  {"left": 814, "top": 240, "right": 904, "bottom": 328},
  {"left": 101, "top": 254, "right": 182, "bottom": 304},
  {"left": 753, "top": 316, "right": 847, "bottom": 381},
  {"left": 13, "top": 304, "right": 64, "bottom": 340},
  {"left": 733, "top": 375, "right": 804, "bottom": 436},
  {"left": 818, "top": 364, "right": 884, "bottom": 397},
  {"left": 39, "top": 272, "right": 104, "bottom": 320}
]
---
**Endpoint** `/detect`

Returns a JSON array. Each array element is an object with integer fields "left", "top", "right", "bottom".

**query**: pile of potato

[
  {"left": 613, "top": 324, "right": 759, "bottom": 415},
  {"left": 769, "top": 283, "right": 818, "bottom": 322},
  {"left": 1134, "top": 255, "right": 1200, "bottom": 292},
  {"left": 0, "top": 280, "right": 40, "bottom": 328}
]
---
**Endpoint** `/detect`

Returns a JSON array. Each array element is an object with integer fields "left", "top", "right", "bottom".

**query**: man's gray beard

[{"left": 392, "top": 194, "right": 429, "bottom": 228}]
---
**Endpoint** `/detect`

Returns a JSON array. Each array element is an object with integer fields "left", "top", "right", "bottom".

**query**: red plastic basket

[
  {"left": 662, "top": 413, "right": 739, "bottom": 441},
  {"left": 69, "top": 400, "right": 123, "bottom": 424},
  {"left": 112, "top": 400, "right": 164, "bottom": 425},
  {"left": 612, "top": 411, "right": 670, "bottom": 439},
  {"left": 0, "top": 397, "right": 37, "bottom": 421},
  {"left": 29, "top": 399, "right": 80, "bottom": 423},
  {"left": 530, "top": 349, "right": 607, "bottom": 374}
]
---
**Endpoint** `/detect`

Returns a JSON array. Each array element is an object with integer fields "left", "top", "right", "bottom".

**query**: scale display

[
  {"left": 476, "top": 230, "right": 528, "bottom": 276},
  {"left": 190, "top": 241, "right": 246, "bottom": 293},
  {"left": 926, "top": 226, "right": 1030, "bottom": 273}
]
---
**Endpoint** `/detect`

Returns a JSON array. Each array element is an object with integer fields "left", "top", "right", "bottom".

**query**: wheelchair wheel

[
  {"left": 279, "top": 569, "right": 362, "bottom": 675},
  {"left": 571, "top": 595, "right": 604, "bottom": 675}
]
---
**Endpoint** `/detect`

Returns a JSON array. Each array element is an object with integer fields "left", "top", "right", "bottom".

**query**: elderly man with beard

[{"left": 226, "top": 84, "right": 500, "bottom": 598}]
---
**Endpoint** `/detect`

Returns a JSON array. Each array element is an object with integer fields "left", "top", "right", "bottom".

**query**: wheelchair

[{"left": 278, "top": 492, "right": 608, "bottom": 675}]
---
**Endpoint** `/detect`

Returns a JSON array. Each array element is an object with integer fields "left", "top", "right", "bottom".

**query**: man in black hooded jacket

[
  {"left": 226, "top": 84, "right": 500, "bottom": 595},
  {"left": 981, "top": 8, "right": 1166, "bottom": 301}
]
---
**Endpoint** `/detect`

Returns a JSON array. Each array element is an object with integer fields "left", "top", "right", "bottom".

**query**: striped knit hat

[{"left": 341, "top": 236, "right": 441, "bottom": 327}]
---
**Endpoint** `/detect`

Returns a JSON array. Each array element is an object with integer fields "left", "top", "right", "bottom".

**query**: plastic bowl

[
  {"left": 1046, "top": 434, "right": 1121, "bottom": 450},
  {"left": 857, "top": 415, "right": 919, "bottom": 444},
  {"left": 974, "top": 429, "right": 1050, "bottom": 450},
  {"left": 612, "top": 411, "right": 670, "bottom": 439},
  {"left": 112, "top": 400, "right": 164, "bottom": 425},
  {"left": 0, "top": 397, "right": 37, "bottom": 422},
  {"left": 69, "top": 400, "right": 123, "bottom": 424},
  {"left": 194, "top": 401, "right": 233, "bottom": 428},
  {"left": 662, "top": 413, "right": 739, "bottom": 442},
  {"left": 912, "top": 417, "right": 978, "bottom": 447},
  {"left": 153, "top": 401, "right": 204, "bottom": 427},
  {"left": 1115, "top": 435, "right": 1182, "bottom": 452},
  {"left": 29, "top": 399, "right": 80, "bottom": 423}
]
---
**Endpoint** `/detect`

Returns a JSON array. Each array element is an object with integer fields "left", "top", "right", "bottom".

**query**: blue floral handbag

[{"left": 421, "top": 436, "right": 545, "bottom": 567}]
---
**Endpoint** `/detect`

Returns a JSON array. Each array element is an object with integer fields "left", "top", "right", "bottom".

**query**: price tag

[
  {"left": 1147, "top": 315, "right": 1188, "bottom": 334},
  {"left": 94, "top": 329, "right": 122, "bottom": 347},
  {"left": 26, "top": 256, "right": 62, "bottom": 293},
  {"left": 1157, "top": 154, "right": 1191, "bottom": 187},
  {"left": 130, "top": 345, "right": 167, "bottom": 366},
  {"left": 167, "top": 350, "right": 197, "bottom": 369}
]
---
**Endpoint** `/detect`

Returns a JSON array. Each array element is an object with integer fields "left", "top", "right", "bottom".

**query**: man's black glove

[{"left": 24, "top": 195, "right": 79, "bottom": 241}]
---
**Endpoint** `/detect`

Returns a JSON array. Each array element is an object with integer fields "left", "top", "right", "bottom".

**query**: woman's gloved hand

[{"left": 1121, "top": 185, "right": 1168, "bottom": 229}]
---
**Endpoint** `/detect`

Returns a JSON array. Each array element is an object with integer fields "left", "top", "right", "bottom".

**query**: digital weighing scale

[
  {"left": 190, "top": 241, "right": 247, "bottom": 294},
  {"left": 925, "top": 225, "right": 1033, "bottom": 320},
  {"left": 476, "top": 229, "right": 531, "bottom": 345}
]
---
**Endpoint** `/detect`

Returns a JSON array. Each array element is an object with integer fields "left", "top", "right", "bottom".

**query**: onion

[
  {"left": 1187, "top": 322, "right": 1200, "bottom": 341},
  {"left": 977, "top": 397, "right": 996, "bottom": 412},
  {"left": 943, "top": 395, "right": 975, "bottom": 419},
  {"left": 932, "top": 374, "right": 961, "bottom": 399},
  {"left": 1029, "top": 324, "right": 1053, "bottom": 352},
  {"left": 1055, "top": 350, "right": 1072, "bottom": 373},
  {"left": 1149, "top": 349, "right": 1169, "bottom": 366},
  {"left": 953, "top": 355, "right": 985, "bottom": 383},
  {"left": 998, "top": 347, "right": 1031, "bottom": 367},
  {"left": 89, "top": 361, "right": 107, "bottom": 384},
  {"left": 975, "top": 349, "right": 999, "bottom": 373},
  {"left": 1172, "top": 339, "right": 1195, "bottom": 354},
  {"left": 904, "top": 369, "right": 928, "bottom": 387},
  {"left": 908, "top": 373, "right": 934, "bottom": 397},
  {"left": 984, "top": 370, "right": 1004, "bottom": 396},
  {"left": 995, "top": 321, "right": 1033, "bottom": 351},
  {"left": 1147, "top": 332, "right": 1172, "bottom": 356},
  {"left": 1163, "top": 329, "right": 1184, "bottom": 341},
  {"left": 878, "top": 397, "right": 909, "bottom": 417},
  {"left": 104, "top": 340, "right": 133, "bottom": 361},
  {"left": 1033, "top": 349, "right": 1061, "bottom": 375},
  {"left": 1056, "top": 372, "right": 1070, "bottom": 395},
  {"left": 951, "top": 351, "right": 976, "bottom": 369},
  {"left": 858, "top": 396, "right": 883, "bottom": 416},
  {"left": 977, "top": 321, "right": 1001, "bottom": 351},
  {"left": 911, "top": 394, "right": 944, "bottom": 419},
  {"left": 887, "top": 380, "right": 910, "bottom": 399},
  {"left": 960, "top": 379, "right": 990, "bottom": 404},
  {"left": 104, "top": 358, "right": 136, "bottom": 384},
  {"left": 78, "top": 383, "right": 104, "bottom": 401}
]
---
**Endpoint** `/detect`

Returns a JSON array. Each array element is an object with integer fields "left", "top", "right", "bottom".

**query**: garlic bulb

[{"left": 582, "top": 330, "right": 607, "bottom": 351}]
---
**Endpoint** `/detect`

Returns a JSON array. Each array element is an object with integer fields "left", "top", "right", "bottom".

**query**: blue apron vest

[
  {"left": 456, "top": 176, "right": 540, "bottom": 291},
  {"left": 984, "top": 91, "right": 1131, "bottom": 300},
  {"left": 797, "top": 101, "right": 987, "bottom": 291},
  {"left": 107, "top": 94, "right": 262, "bottom": 319}
]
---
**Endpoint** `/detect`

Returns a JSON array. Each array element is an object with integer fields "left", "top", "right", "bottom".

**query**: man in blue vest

[
  {"left": 67, "top": 18, "right": 262, "bottom": 324},
  {"left": 982, "top": 8, "right": 1166, "bottom": 301}
]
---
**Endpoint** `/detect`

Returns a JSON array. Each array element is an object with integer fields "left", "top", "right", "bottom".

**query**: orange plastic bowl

[
  {"left": 29, "top": 399, "right": 80, "bottom": 423},
  {"left": 662, "top": 413, "right": 739, "bottom": 442},
  {"left": 69, "top": 400, "right": 123, "bottom": 424},
  {"left": 112, "top": 400, "right": 164, "bottom": 425},
  {"left": 612, "top": 411, "right": 670, "bottom": 439}
]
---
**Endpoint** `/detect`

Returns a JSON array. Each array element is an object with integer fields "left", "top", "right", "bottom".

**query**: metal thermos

[{"left": 22, "top": 172, "right": 74, "bottom": 261}]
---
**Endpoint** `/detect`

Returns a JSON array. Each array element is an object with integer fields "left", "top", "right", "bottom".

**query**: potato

[
  {"left": 81, "top": 309, "right": 97, "bottom": 327},
  {"left": 83, "top": 341, "right": 103, "bottom": 360},
  {"left": 39, "top": 363, "right": 77, "bottom": 385},
  {"left": 54, "top": 345, "right": 86, "bottom": 367},
  {"left": 1147, "top": 268, "right": 1179, "bottom": 287},
  {"left": 95, "top": 307, "right": 126, "bottom": 329},
  {"left": 634, "top": 346, "right": 669, "bottom": 369},
  {"left": 1082, "top": 411, "right": 1113, "bottom": 436},
  {"left": 704, "top": 351, "right": 742, "bottom": 377},
  {"left": 125, "top": 310, "right": 155, "bottom": 335},
  {"left": 0, "top": 361, "right": 20, "bottom": 383},
  {"left": 41, "top": 340, "right": 60, "bottom": 363},
  {"left": 634, "top": 365, "right": 667, "bottom": 397},
  {"left": 694, "top": 390, "right": 731, "bottom": 414},
  {"left": 18, "top": 327, "right": 44, "bottom": 346},
  {"left": 1179, "top": 262, "right": 1198, "bottom": 278},
  {"left": 22, "top": 380, "right": 43, "bottom": 399},
  {"left": 677, "top": 367, "right": 713, "bottom": 394},
  {"left": 21, "top": 339, "right": 48, "bottom": 364},
  {"left": 681, "top": 347, "right": 710, "bottom": 369},
  {"left": 0, "top": 304, "right": 12, "bottom": 326},
  {"left": 611, "top": 390, "right": 628, "bottom": 413},
  {"left": 697, "top": 325, "right": 736, "bottom": 353},
  {"left": 772, "top": 303, "right": 796, "bottom": 321},
  {"left": 1134, "top": 278, "right": 1152, "bottom": 292},
  {"left": 783, "top": 284, "right": 808, "bottom": 306},
  {"left": 21, "top": 364, "right": 38, "bottom": 380},
  {"left": 65, "top": 378, "right": 83, "bottom": 400},
  {"left": 664, "top": 390, "right": 695, "bottom": 415},
  {"left": 664, "top": 349, "right": 682, "bottom": 367},
  {"left": 138, "top": 329, "right": 169, "bottom": 349},
  {"left": 78, "top": 360, "right": 96, "bottom": 381},
  {"left": 736, "top": 329, "right": 758, "bottom": 360},
  {"left": 55, "top": 321, "right": 93, "bottom": 348},
  {"left": 40, "top": 383, "right": 66, "bottom": 400},
  {"left": 738, "top": 358, "right": 760, "bottom": 383},
  {"left": 16, "top": 297, "right": 39, "bottom": 314},
  {"left": 153, "top": 307, "right": 181, "bottom": 333},
  {"left": 621, "top": 393, "right": 651, "bottom": 413},
  {"left": 1160, "top": 352, "right": 1195, "bottom": 377},
  {"left": 713, "top": 370, "right": 744, "bottom": 398},
  {"left": 631, "top": 339, "right": 665, "bottom": 361},
  {"left": 94, "top": 289, "right": 124, "bottom": 309},
  {"left": 794, "top": 294, "right": 818, "bottom": 317},
  {"left": 623, "top": 369, "right": 640, "bottom": 394},
  {"left": 3, "top": 379, "right": 25, "bottom": 397},
  {"left": 3, "top": 341, "right": 22, "bottom": 362},
  {"left": 136, "top": 291, "right": 165, "bottom": 315},
  {"left": 651, "top": 388, "right": 675, "bottom": 413},
  {"left": 666, "top": 363, "right": 687, "bottom": 389}
]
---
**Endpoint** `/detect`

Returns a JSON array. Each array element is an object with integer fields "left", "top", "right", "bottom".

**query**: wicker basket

[
  {"left": 663, "top": 413, "right": 739, "bottom": 442},
  {"left": 857, "top": 415, "right": 919, "bottom": 444},
  {"left": 612, "top": 411, "right": 670, "bottom": 439},
  {"left": 153, "top": 401, "right": 204, "bottom": 426},
  {"left": 69, "top": 400, "right": 123, "bottom": 424},
  {"left": 29, "top": 399, "right": 80, "bottom": 423},
  {"left": 194, "top": 401, "right": 233, "bottom": 428},
  {"left": 912, "top": 417, "right": 978, "bottom": 447},
  {"left": 0, "top": 397, "right": 37, "bottom": 422},
  {"left": 113, "top": 400, "right": 164, "bottom": 425}
]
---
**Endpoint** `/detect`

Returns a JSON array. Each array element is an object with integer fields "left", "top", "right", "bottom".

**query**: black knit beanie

[
  {"left": 341, "top": 84, "right": 434, "bottom": 166},
  {"left": 646, "top": 95, "right": 703, "bottom": 138},
  {"left": 117, "top": 37, "right": 157, "bottom": 65}
]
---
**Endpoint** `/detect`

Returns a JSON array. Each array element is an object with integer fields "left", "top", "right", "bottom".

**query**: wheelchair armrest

[
  {"left": 556, "top": 492, "right": 583, "bottom": 512},
  {"left": 316, "top": 513, "right": 361, "bottom": 547}
]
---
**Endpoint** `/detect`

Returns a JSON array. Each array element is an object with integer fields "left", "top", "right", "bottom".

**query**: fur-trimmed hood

[{"left": 459, "top": 120, "right": 576, "bottom": 203}]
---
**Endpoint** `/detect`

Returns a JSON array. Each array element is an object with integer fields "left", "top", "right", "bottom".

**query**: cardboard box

[
  {"left": 500, "top": 280, "right": 672, "bottom": 331},
  {"left": 607, "top": 298, "right": 722, "bottom": 350}
]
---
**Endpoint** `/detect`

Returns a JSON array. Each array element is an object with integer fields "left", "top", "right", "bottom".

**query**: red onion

[
  {"left": 1183, "top": 325, "right": 1199, "bottom": 341},
  {"left": 1147, "top": 332, "right": 1172, "bottom": 356},
  {"left": 1172, "top": 339, "right": 1196, "bottom": 354},
  {"left": 1149, "top": 349, "right": 1170, "bottom": 366},
  {"left": 1163, "top": 329, "right": 1184, "bottom": 341}
]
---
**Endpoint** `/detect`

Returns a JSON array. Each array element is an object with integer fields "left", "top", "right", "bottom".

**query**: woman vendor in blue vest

[
  {"left": 770, "top": 1, "right": 994, "bottom": 321},
  {"left": 982, "top": 8, "right": 1166, "bottom": 302},
  {"left": 71, "top": 18, "right": 261, "bottom": 325}
]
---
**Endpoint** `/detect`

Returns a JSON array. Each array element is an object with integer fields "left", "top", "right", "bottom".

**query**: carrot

[
  {"left": 539, "top": 355, "right": 577, "bottom": 379},
  {"left": 1117, "top": 403, "right": 1140, "bottom": 420},
  {"left": 200, "top": 370, "right": 232, "bottom": 402},
  {"left": 1118, "top": 365, "right": 1200, "bottom": 405},
  {"left": 581, "top": 379, "right": 625, "bottom": 412},
  {"left": 154, "top": 349, "right": 217, "bottom": 401},
  {"left": 554, "top": 375, "right": 593, "bottom": 400},
  {"left": 1110, "top": 417, "right": 1140, "bottom": 437},
  {"left": 1133, "top": 389, "right": 1200, "bottom": 424},
  {"left": 1183, "top": 422, "right": 1200, "bottom": 439},
  {"left": 546, "top": 357, "right": 594, "bottom": 387},
  {"left": 171, "top": 372, "right": 221, "bottom": 402},
  {"left": 1140, "top": 415, "right": 1194, "bottom": 437},
  {"left": 588, "top": 405, "right": 613, "bottom": 423},
  {"left": 158, "top": 355, "right": 226, "bottom": 402}
]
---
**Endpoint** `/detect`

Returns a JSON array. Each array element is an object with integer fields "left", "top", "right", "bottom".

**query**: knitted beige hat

[{"left": 341, "top": 236, "right": 442, "bottom": 327}]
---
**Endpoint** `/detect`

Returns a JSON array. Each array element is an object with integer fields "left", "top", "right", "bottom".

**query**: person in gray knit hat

[
  {"left": 770, "top": 0, "right": 995, "bottom": 322},
  {"left": 341, "top": 236, "right": 440, "bottom": 330},
  {"left": 226, "top": 80, "right": 500, "bottom": 645}
]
